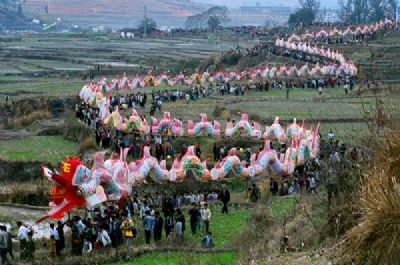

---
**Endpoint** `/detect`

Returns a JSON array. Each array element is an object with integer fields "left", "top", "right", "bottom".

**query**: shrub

[
  {"left": 249, "top": 113, "right": 262, "bottom": 123},
  {"left": 237, "top": 55, "right": 265, "bottom": 68},
  {"left": 212, "top": 103, "right": 226, "bottom": 118},
  {"left": 337, "top": 129, "right": 400, "bottom": 265},
  {"left": 64, "top": 116, "right": 93, "bottom": 142},
  {"left": 198, "top": 57, "right": 215, "bottom": 73},
  {"left": 78, "top": 137, "right": 97, "bottom": 154},
  {"left": 219, "top": 53, "right": 242, "bottom": 66}
]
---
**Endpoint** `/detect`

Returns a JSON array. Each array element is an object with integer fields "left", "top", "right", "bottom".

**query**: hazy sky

[{"left": 192, "top": 0, "right": 338, "bottom": 8}]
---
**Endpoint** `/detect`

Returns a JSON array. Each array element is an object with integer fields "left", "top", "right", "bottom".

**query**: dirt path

[{"left": 0, "top": 204, "right": 67, "bottom": 239}]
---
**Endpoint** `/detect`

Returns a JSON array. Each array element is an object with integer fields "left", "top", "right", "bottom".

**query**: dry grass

[
  {"left": 78, "top": 137, "right": 98, "bottom": 154},
  {"left": 7, "top": 110, "right": 52, "bottom": 129},
  {"left": 7, "top": 180, "right": 49, "bottom": 206},
  {"left": 336, "top": 129, "right": 400, "bottom": 265},
  {"left": 233, "top": 194, "right": 327, "bottom": 264},
  {"left": 258, "top": 251, "right": 329, "bottom": 265}
]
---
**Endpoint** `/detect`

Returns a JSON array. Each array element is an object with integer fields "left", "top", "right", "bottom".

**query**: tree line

[
  {"left": 338, "top": 0, "right": 397, "bottom": 24},
  {"left": 289, "top": 0, "right": 398, "bottom": 25}
]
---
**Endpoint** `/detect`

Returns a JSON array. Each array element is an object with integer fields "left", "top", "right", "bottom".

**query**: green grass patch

[
  {"left": 24, "top": 59, "right": 91, "bottom": 70},
  {"left": 113, "top": 251, "right": 237, "bottom": 265},
  {"left": 0, "top": 64, "right": 21, "bottom": 74},
  {"left": 311, "top": 202, "right": 327, "bottom": 226},
  {"left": 1, "top": 79, "right": 84, "bottom": 96},
  {"left": 0, "top": 136, "right": 79, "bottom": 163},
  {"left": 319, "top": 122, "right": 369, "bottom": 143},
  {"left": 268, "top": 196, "right": 297, "bottom": 220},
  {"left": 131, "top": 205, "right": 250, "bottom": 248},
  {"left": 0, "top": 76, "right": 29, "bottom": 82},
  {"left": 207, "top": 205, "right": 250, "bottom": 246}
]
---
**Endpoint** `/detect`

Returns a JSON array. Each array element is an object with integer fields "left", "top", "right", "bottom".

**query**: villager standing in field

[
  {"left": 5, "top": 226, "right": 13, "bottom": 261},
  {"left": 49, "top": 235, "right": 56, "bottom": 258},
  {"left": 154, "top": 211, "right": 163, "bottom": 243},
  {"left": 195, "top": 142, "right": 201, "bottom": 158},
  {"left": 185, "top": 92, "right": 190, "bottom": 104},
  {"left": 49, "top": 223, "right": 61, "bottom": 256},
  {"left": 165, "top": 214, "right": 174, "bottom": 238},
  {"left": 202, "top": 203, "right": 211, "bottom": 234},
  {"left": 57, "top": 221, "right": 65, "bottom": 256},
  {"left": 25, "top": 232, "right": 35, "bottom": 261},
  {"left": 250, "top": 183, "right": 261, "bottom": 203},
  {"left": 71, "top": 229, "right": 83, "bottom": 255},
  {"left": 201, "top": 231, "right": 214, "bottom": 248},
  {"left": 328, "top": 130, "right": 335, "bottom": 142},
  {"left": 97, "top": 226, "right": 112, "bottom": 247},
  {"left": 121, "top": 214, "right": 135, "bottom": 260},
  {"left": 219, "top": 185, "right": 231, "bottom": 214},
  {"left": 189, "top": 203, "right": 200, "bottom": 236},
  {"left": 143, "top": 210, "right": 155, "bottom": 244},
  {"left": 0, "top": 225, "right": 8, "bottom": 265},
  {"left": 16, "top": 221, "right": 29, "bottom": 261},
  {"left": 213, "top": 143, "right": 220, "bottom": 161},
  {"left": 269, "top": 178, "right": 279, "bottom": 196},
  {"left": 174, "top": 218, "right": 183, "bottom": 243},
  {"left": 175, "top": 208, "right": 186, "bottom": 242},
  {"left": 82, "top": 236, "right": 93, "bottom": 255}
]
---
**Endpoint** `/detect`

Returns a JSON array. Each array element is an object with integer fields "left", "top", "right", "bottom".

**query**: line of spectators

[{"left": 6, "top": 188, "right": 233, "bottom": 263}]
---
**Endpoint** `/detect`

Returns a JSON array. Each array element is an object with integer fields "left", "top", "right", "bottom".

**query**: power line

[{"left": 144, "top": 4, "right": 147, "bottom": 38}]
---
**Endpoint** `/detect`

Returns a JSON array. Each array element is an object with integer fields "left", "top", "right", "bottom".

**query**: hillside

[{"left": 22, "top": 0, "right": 209, "bottom": 28}]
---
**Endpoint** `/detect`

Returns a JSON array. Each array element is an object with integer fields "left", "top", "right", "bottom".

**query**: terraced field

[
  {"left": 0, "top": 33, "right": 258, "bottom": 77},
  {"left": 326, "top": 31, "right": 400, "bottom": 82}
]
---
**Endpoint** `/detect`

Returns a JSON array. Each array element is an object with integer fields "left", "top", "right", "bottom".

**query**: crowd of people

[
  {"left": 0, "top": 222, "right": 35, "bottom": 263},
  {"left": 1, "top": 187, "right": 236, "bottom": 263},
  {"left": 170, "top": 25, "right": 274, "bottom": 38},
  {"left": 221, "top": 42, "right": 269, "bottom": 57},
  {"left": 0, "top": 150, "right": 329, "bottom": 264}
]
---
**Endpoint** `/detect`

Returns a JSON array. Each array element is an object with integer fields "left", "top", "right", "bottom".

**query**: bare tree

[
  {"left": 299, "top": 0, "right": 320, "bottom": 19},
  {"left": 338, "top": 0, "right": 370, "bottom": 24},
  {"left": 369, "top": 0, "right": 385, "bottom": 22},
  {"left": 185, "top": 14, "right": 204, "bottom": 29},
  {"left": 386, "top": 0, "right": 398, "bottom": 19},
  {"left": 338, "top": 0, "right": 353, "bottom": 22},
  {"left": 354, "top": 0, "right": 369, "bottom": 24}
]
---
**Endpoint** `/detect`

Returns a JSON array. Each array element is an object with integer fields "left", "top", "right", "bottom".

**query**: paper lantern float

[
  {"left": 151, "top": 112, "right": 184, "bottom": 136},
  {"left": 225, "top": 113, "right": 261, "bottom": 139},
  {"left": 187, "top": 113, "right": 220, "bottom": 137}
]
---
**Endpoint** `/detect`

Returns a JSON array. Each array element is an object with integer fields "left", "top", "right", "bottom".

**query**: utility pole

[{"left": 144, "top": 5, "right": 147, "bottom": 38}]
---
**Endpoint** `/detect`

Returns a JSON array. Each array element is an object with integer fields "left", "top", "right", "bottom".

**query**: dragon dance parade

[{"left": 1, "top": 2, "right": 399, "bottom": 264}]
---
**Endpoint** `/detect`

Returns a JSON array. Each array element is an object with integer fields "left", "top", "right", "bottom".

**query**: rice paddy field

[
  {"left": 0, "top": 135, "right": 79, "bottom": 163},
  {"left": 0, "top": 32, "right": 259, "bottom": 76}
]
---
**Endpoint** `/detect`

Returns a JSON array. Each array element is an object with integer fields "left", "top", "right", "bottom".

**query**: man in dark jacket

[
  {"left": 0, "top": 225, "right": 8, "bottom": 264},
  {"left": 188, "top": 204, "right": 200, "bottom": 235},
  {"left": 270, "top": 178, "right": 279, "bottom": 196},
  {"left": 250, "top": 183, "right": 261, "bottom": 203},
  {"left": 154, "top": 211, "right": 163, "bottom": 242},
  {"left": 56, "top": 221, "right": 65, "bottom": 256},
  {"left": 219, "top": 185, "right": 230, "bottom": 214}
]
